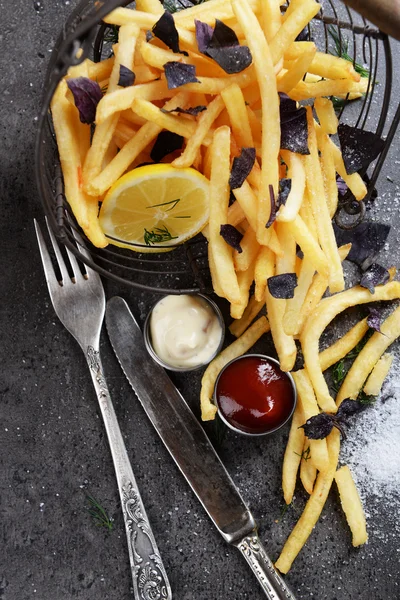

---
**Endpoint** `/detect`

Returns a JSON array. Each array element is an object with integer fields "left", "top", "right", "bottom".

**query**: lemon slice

[{"left": 99, "top": 164, "right": 210, "bottom": 252}]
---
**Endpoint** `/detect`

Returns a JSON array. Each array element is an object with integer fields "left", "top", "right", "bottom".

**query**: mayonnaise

[{"left": 149, "top": 294, "right": 223, "bottom": 369}]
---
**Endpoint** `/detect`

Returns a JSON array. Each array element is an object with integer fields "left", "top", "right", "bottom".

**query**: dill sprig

[
  {"left": 143, "top": 224, "right": 178, "bottom": 246},
  {"left": 294, "top": 445, "right": 311, "bottom": 462},
  {"left": 103, "top": 25, "right": 119, "bottom": 45},
  {"left": 328, "top": 26, "right": 369, "bottom": 78},
  {"left": 86, "top": 494, "right": 114, "bottom": 531},
  {"left": 163, "top": 0, "right": 206, "bottom": 13}
]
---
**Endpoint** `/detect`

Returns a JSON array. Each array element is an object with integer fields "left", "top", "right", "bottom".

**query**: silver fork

[{"left": 34, "top": 218, "right": 172, "bottom": 600}]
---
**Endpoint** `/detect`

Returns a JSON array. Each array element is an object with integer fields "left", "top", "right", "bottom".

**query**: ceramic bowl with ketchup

[{"left": 214, "top": 354, "right": 297, "bottom": 436}]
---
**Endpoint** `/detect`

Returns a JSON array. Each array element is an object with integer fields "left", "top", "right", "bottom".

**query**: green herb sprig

[
  {"left": 86, "top": 494, "right": 114, "bottom": 531},
  {"left": 328, "top": 26, "right": 370, "bottom": 78},
  {"left": 143, "top": 224, "right": 178, "bottom": 246}
]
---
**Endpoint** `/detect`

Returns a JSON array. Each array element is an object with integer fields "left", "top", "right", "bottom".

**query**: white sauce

[{"left": 149, "top": 294, "right": 223, "bottom": 368}]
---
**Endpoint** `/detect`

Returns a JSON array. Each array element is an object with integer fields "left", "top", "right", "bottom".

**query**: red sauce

[{"left": 215, "top": 356, "right": 295, "bottom": 434}]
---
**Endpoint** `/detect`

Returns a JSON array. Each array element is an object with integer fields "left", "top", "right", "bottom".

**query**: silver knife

[{"left": 105, "top": 296, "right": 296, "bottom": 600}]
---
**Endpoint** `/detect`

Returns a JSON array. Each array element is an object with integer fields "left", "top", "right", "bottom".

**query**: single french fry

[
  {"left": 232, "top": 181, "right": 259, "bottom": 232},
  {"left": 87, "top": 56, "right": 115, "bottom": 82},
  {"left": 50, "top": 80, "right": 107, "bottom": 248},
  {"left": 200, "top": 316, "right": 270, "bottom": 421},
  {"left": 305, "top": 107, "right": 344, "bottom": 293},
  {"left": 270, "top": 0, "right": 320, "bottom": 65},
  {"left": 83, "top": 24, "right": 140, "bottom": 190},
  {"left": 208, "top": 126, "right": 241, "bottom": 304},
  {"left": 230, "top": 260, "right": 256, "bottom": 320},
  {"left": 289, "top": 77, "right": 367, "bottom": 101},
  {"left": 174, "top": 0, "right": 261, "bottom": 28},
  {"left": 278, "top": 44, "right": 316, "bottom": 93},
  {"left": 260, "top": 0, "right": 282, "bottom": 42},
  {"left": 293, "top": 370, "right": 330, "bottom": 473},
  {"left": 318, "top": 129, "right": 339, "bottom": 218},
  {"left": 300, "top": 282, "right": 400, "bottom": 412},
  {"left": 300, "top": 442, "right": 317, "bottom": 494},
  {"left": 135, "top": 0, "right": 163, "bottom": 14},
  {"left": 363, "top": 353, "right": 394, "bottom": 396},
  {"left": 314, "top": 97, "right": 338, "bottom": 135},
  {"left": 277, "top": 151, "right": 306, "bottom": 222},
  {"left": 319, "top": 318, "right": 369, "bottom": 372},
  {"left": 324, "top": 132, "right": 367, "bottom": 201},
  {"left": 134, "top": 64, "right": 161, "bottom": 84},
  {"left": 265, "top": 254, "right": 297, "bottom": 372},
  {"left": 335, "top": 466, "right": 368, "bottom": 547},
  {"left": 254, "top": 246, "right": 274, "bottom": 302},
  {"left": 172, "top": 96, "right": 225, "bottom": 168},
  {"left": 284, "top": 255, "right": 315, "bottom": 337},
  {"left": 234, "top": 227, "right": 260, "bottom": 272},
  {"left": 229, "top": 295, "right": 265, "bottom": 337},
  {"left": 275, "top": 429, "right": 341, "bottom": 574},
  {"left": 221, "top": 83, "right": 254, "bottom": 148},
  {"left": 282, "top": 403, "right": 305, "bottom": 505},
  {"left": 232, "top": 0, "right": 280, "bottom": 246},
  {"left": 336, "top": 306, "right": 400, "bottom": 406},
  {"left": 86, "top": 92, "right": 189, "bottom": 196},
  {"left": 285, "top": 214, "right": 328, "bottom": 276},
  {"left": 267, "top": 226, "right": 283, "bottom": 257}
]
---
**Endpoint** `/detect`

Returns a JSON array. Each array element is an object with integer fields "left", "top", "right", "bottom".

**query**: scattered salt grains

[{"left": 340, "top": 356, "right": 400, "bottom": 528}]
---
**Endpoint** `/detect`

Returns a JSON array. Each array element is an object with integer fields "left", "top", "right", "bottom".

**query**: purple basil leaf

[
  {"left": 164, "top": 61, "right": 200, "bottom": 89},
  {"left": 266, "top": 184, "right": 277, "bottom": 228},
  {"left": 118, "top": 65, "right": 135, "bottom": 88},
  {"left": 359, "top": 263, "right": 390, "bottom": 294},
  {"left": 336, "top": 399, "right": 366, "bottom": 419},
  {"left": 220, "top": 224, "right": 243, "bottom": 253},
  {"left": 161, "top": 105, "right": 207, "bottom": 116},
  {"left": 195, "top": 19, "right": 213, "bottom": 53},
  {"left": 280, "top": 97, "right": 309, "bottom": 154},
  {"left": 277, "top": 178, "right": 292, "bottom": 208},
  {"left": 152, "top": 11, "right": 188, "bottom": 55},
  {"left": 333, "top": 222, "right": 390, "bottom": 267},
  {"left": 300, "top": 413, "right": 335, "bottom": 439},
  {"left": 229, "top": 147, "right": 256, "bottom": 190},
  {"left": 267, "top": 273, "right": 298, "bottom": 299},
  {"left": 336, "top": 175, "right": 348, "bottom": 198},
  {"left": 367, "top": 307, "right": 383, "bottom": 333},
  {"left": 195, "top": 19, "right": 252, "bottom": 74},
  {"left": 150, "top": 131, "right": 184, "bottom": 162},
  {"left": 338, "top": 124, "right": 386, "bottom": 174},
  {"left": 66, "top": 77, "right": 102, "bottom": 125}
]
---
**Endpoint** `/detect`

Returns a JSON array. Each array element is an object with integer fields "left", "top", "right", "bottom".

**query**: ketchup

[{"left": 215, "top": 356, "right": 295, "bottom": 435}]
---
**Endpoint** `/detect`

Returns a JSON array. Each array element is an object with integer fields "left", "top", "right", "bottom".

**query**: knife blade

[{"left": 105, "top": 296, "right": 296, "bottom": 600}]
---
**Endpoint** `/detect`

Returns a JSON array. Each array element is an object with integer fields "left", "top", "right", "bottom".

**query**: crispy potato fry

[
  {"left": 300, "top": 442, "right": 317, "bottom": 494},
  {"left": 232, "top": 0, "right": 280, "bottom": 246},
  {"left": 363, "top": 353, "right": 394, "bottom": 396},
  {"left": 276, "top": 151, "right": 306, "bottom": 222},
  {"left": 172, "top": 96, "right": 225, "bottom": 168},
  {"left": 278, "top": 44, "right": 316, "bottom": 93},
  {"left": 293, "top": 370, "right": 330, "bottom": 473},
  {"left": 230, "top": 260, "right": 256, "bottom": 319},
  {"left": 208, "top": 126, "right": 241, "bottom": 304},
  {"left": 314, "top": 97, "right": 338, "bottom": 135},
  {"left": 229, "top": 295, "right": 265, "bottom": 338},
  {"left": 234, "top": 227, "right": 260, "bottom": 272},
  {"left": 232, "top": 181, "right": 259, "bottom": 232},
  {"left": 275, "top": 221, "right": 296, "bottom": 274},
  {"left": 51, "top": 80, "right": 107, "bottom": 248},
  {"left": 289, "top": 77, "right": 366, "bottom": 101},
  {"left": 285, "top": 215, "right": 328, "bottom": 276},
  {"left": 260, "top": 0, "right": 282, "bottom": 42},
  {"left": 284, "top": 256, "right": 315, "bottom": 337},
  {"left": 135, "top": 0, "right": 163, "bottom": 14},
  {"left": 275, "top": 429, "right": 340, "bottom": 574},
  {"left": 305, "top": 107, "right": 344, "bottom": 293},
  {"left": 265, "top": 252, "right": 297, "bottom": 372},
  {"left": 301, "top": 282, "right": 400, "bottom": 412},
  {"left": 335, "top": 466, "right": 368, "bottom": 547},
  {"left": 319, "top": 318, "right": 369, "bottom": 372},
  {"left": 318, "top": 129, "right": 339, "bottom": 218},
  {"left": 87, "top": 56, "right": 115, "bottom": 81},
  {"left": 200, "top": 316, "right": 270, "bottom": 421},
  {"left": 336, "top": 306, "right": 400, "bottom": 406},
  {"left": 221, "top": 83, "right": 254, "bottom": 148},
  {"left": 254, "top": 246, "right": 274, "bottom": 302},
  {"left": 270, "top": 0, "right": 320, "bottom": 65},
  {"left": 174, "top": 0, "right": 261, "bottom": 28},
  {"left": 282, "top": 403, "right": 305, "bottom": 505},
  {"left": 322, "top": 131, "right": 367, "bottom": 201}
]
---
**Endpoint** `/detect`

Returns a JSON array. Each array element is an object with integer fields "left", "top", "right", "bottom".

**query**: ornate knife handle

[
  {"left": 87, "top": 346, "right": 171, "bottom": 600},
  {"left": 234, "top": 534, "right": 296, "bottom": 600}
]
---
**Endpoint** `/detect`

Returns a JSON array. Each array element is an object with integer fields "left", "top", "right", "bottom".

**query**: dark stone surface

[{"left": 1, "top": 2, "right": 400, "bottom": 600}]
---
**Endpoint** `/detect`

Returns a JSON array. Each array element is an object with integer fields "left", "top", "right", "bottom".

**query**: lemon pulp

[{"left": 99, "top": 164, "right": 210, "bottom": 252}]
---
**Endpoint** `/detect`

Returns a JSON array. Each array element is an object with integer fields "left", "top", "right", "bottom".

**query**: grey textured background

[{"left": 1, "top": 1, "right": 399, "bottom": 599}]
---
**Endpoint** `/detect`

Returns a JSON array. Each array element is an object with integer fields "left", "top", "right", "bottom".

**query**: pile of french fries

[{"left": 50, "top": 0, "right": 400, "bottom": 575}]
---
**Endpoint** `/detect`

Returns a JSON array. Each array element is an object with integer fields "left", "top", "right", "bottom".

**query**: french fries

[{"left": 50, "top": 0, "right": 397, "bottom": 576}]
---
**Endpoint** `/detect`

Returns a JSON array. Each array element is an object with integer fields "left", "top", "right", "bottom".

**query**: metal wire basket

[{"left": 35, "top": 0, "right": 400, "bottom": 294}]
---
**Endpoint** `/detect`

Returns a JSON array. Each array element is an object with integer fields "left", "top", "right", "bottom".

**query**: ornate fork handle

[
  {"left": 234, "top": 534, "right": 295, "bottom": 600},
  {"left": 87, "top": 345, "right": 171, "bottom": 600}
]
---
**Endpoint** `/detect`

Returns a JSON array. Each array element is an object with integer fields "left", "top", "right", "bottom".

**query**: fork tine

[
  {"left": 66, "top": 213, "right": 96, "bottom": 266},
  {"left": 34, "top": 219, "right": 61, "bottom": 293},
  {"left": 44, "top": 216, "right": 71, "bottom": 285}
]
